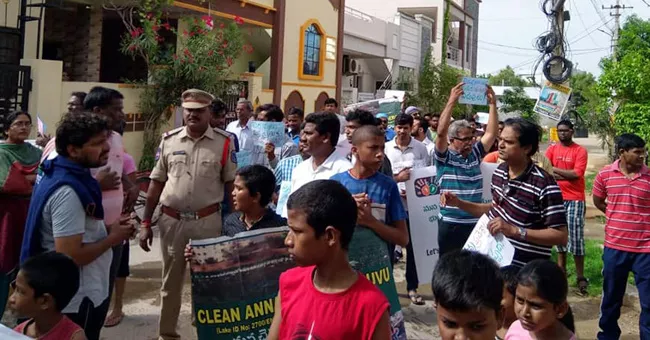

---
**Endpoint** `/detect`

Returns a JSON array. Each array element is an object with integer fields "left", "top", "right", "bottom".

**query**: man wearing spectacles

[
  {"left": 434, "top": 83, "right": 499, "bottom": 256},
  {"left": 441, "top": 118, "right": 568, "bottom": 268}
]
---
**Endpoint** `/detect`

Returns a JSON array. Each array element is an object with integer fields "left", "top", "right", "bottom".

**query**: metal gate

[
  {"left": 221, "top": 80, "right": 248, "bottom": 126},
  {"left": 0, "top": 64, "right": 32, "bottom": 136}
]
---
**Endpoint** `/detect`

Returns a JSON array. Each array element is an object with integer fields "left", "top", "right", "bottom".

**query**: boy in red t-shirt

[
  {"left": 268, "top": 180, "right": 391, "bottom": 340},
  {"left": 10, "top": 252, "right": 86, "bottom": 340}
]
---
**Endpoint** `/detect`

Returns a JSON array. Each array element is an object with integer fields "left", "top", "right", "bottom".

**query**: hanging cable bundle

[
  {"left": 529, "top": 0, "right": 573, "bottom": 85},
  {"left": 542, "top": 55, "right": 573, "bottom": 83},
  {"left": 535, "top": 31, "right": 559, "bottom": 54}
]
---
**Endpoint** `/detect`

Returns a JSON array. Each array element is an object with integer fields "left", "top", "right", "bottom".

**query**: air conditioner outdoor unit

[{"left": 346, "top": 58, "right": 361, "bottom": 74}]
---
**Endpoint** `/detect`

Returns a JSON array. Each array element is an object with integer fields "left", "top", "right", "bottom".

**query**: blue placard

[
  {"left": 249, "top": 121, "right": 286, "bottom": 147},
  {"left": 459, "top": 77, "right": 488, "bottom": 105},
  {"left": 275, "top": 181, "right": 292, "bottom": 216},
  {"left": 235, "top": 150, "right": 252, "bottom": 169}
]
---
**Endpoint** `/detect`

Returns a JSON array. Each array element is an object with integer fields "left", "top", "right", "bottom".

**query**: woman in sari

[{"left": 0, "top": 111, "right": 42, "bottom": 317}]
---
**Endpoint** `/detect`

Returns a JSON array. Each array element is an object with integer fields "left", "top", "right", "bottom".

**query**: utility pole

[
  {"left": 603, "top": 0, "right": 632, "bottom": 59},
  {"left": 602, "top": 0, "right": 631, "bottom": 161},
  {"left": 550, "top": 0, "right": 566, "bottom": 80}
]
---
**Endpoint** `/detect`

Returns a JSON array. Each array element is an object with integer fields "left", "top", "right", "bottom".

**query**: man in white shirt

[
  {"left": 290, "top": 111, "right": 351, "bottom": 196},
  {"left": 226, "top": 100, "right": 255, "bottom": 151},
  {"left": 412, "top": 116, "right": 435, "bottom": 158},
  {"left": 227, "top": 99, "right": 267, "bottom": 165},
  {"left": 384, "top": 113, "right": 430, "bottom": 306}
]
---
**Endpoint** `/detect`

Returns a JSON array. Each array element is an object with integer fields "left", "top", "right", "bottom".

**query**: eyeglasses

[
  {"left": 11, "top": 122, "right": 32, "bottom": 128},
  {"left": 452, "top": 136, "right": 473, "bottom": 143}
]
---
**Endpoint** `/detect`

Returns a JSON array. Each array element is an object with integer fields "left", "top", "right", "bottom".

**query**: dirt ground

[
  {"left": 92, "top": 236, "right": 642, "bottom": 340},
  {"left": 3, "top": 138, "right": 638, "bottom": 339}
]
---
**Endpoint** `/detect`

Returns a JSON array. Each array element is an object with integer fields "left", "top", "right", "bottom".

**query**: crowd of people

[{"left": 0, "top": 81, "right": 648, "bottom": 340}]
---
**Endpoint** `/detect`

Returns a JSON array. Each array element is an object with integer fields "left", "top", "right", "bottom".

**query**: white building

[{"left": 341, "top": 0, "right": 481, "bottom": 104}]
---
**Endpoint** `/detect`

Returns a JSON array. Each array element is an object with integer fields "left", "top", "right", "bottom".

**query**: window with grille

[{"left": 302, "top": 24, "right": 322, "bottom": 76}]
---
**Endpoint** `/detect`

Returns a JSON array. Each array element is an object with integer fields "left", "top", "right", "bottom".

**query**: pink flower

[
  {"left": 128, "top": 45, "right": 136, "bottom": 51},
  {"left": 226, "top": 56, "right": 233, "bottom": 66},
  {"left": 219, "top": 22, "right": 225, "bottom": 29},
  {"left": 162, "top": 22, "right": 172, "bottom": 30},
  {"left": 130, "top": 28, "right": 142, "bottom": 38},
  {"left": 234, "top": 16, "right": 244, "bottom": 25},
  {"left": 208, "top": 50, "right": 214, "bottom": 57},
  {"left": 183, "top": 29, "right": 189, "bottom": 36},
  {"left": 201, "top": 15, "right": 214, "bottom": 30},
  {"left": 172, "top": 54, "right": 178, "bottom": 60},
  {"left": 184, "top": 48, "right": 191, "bottom": 57}
]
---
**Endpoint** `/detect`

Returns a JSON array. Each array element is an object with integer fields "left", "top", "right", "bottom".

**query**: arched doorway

[
  {"left": 284, "top": 90, "right": 305, "bottom": 114},
  {"left": 314, "top": 91, "right": 329, "bottom": 112}
]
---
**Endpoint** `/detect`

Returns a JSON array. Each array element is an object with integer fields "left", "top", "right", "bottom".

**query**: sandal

[
  {"left": 103, "top": 312, "right": 124, "bottom": 328},
  {"left": 408, "top": 290, "right": 425, "bottom": 305},
  {"left": 577, "top": 277, "right": 589, "bottom": 297}
]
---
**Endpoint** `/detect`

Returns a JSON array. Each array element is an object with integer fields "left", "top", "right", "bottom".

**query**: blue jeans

[{"left": 598, "top": 247, "right": 650, "bottom": 340}]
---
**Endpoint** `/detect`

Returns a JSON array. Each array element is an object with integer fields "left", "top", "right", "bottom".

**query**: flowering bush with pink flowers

[{"left": 115, "top": 0, "right": 249, "bottom": 169}]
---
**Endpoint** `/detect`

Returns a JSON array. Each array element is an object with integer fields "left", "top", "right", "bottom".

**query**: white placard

[
  {"left": 405, "top": 166, "right": 440, "bottom": 285},
  {"left": 405, "top": 162, "right": 498, "bottom": 284},
  {"left": 0, "top": 324, "right": 31, "bottom": 339},
  {"left": 276, "top": 181, "right": 292, "bottom": 217},
  {"left": 463, "top": 214, "right": 515, "bottom": 267}
]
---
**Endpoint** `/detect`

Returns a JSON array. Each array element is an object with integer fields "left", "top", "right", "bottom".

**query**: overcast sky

[{"left": 477, "top": 0, "right": 650, "bottom": 79}]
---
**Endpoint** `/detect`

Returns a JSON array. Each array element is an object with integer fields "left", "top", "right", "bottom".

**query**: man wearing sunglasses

[{"left": 434, "top": 82, "right": 499, "bottom": 256}]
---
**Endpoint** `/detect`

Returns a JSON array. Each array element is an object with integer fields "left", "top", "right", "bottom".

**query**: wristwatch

[{"left": 518, "top": 227, "right": 527, "bottom": 240}]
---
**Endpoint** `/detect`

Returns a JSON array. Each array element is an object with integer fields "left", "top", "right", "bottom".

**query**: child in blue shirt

[
  {"left": 331, "top": 125, "right": 408, "bottom": 247},
  {"left": 331, "top": 124, "right": 409, "bottom": 339}
]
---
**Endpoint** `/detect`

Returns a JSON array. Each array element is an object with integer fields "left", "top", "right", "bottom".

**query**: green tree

[
  {"left": 412, "top": 49, "right": 463, "bottom": 117},
  {"left": 113, "top": 0, "right": 245, "bottom": 169},
  {"left": 500, "top": 86, "right": 537, "bottom": 123},
  {"left": 587, "top": 15, "right": 650, "bottom": 152},
  {"left": 569, "top": 71, "right": 597, "bottom": 107},
  {"left": 484, "top": 66, "right": 531, "bottom": 87}
]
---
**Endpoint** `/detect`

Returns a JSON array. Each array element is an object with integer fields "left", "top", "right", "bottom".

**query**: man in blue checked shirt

[{"left": 274, "top": 127, "right": 309, "bottom": 192}]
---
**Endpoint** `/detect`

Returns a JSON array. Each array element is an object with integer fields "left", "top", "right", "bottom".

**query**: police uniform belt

[{"left": 161, "top": 203, "right": 221, "bottom": 221}]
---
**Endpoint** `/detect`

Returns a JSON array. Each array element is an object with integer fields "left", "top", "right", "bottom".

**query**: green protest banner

[
  {"left": 349, "top": 227, "right": 407, "bottom": 340},
  {"left": 190, "top": 227, "right": 294, "bottom": 340}
]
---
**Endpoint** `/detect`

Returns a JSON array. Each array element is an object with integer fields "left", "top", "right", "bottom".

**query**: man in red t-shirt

[
  {"left": 268, "top": 180, "right": 391, "bottom": 340},
  {"left": 545, "top": 120, "right": 589, "bottom": 295}
]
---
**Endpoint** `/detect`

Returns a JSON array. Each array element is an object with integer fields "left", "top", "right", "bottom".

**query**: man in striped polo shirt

[
  {"left": 434, "top": 82, "right": 499, "bottom": 255},
  {"left": 593, "top": 133, "right": 650, "bottom": 340},
  {"left": 441, "top": 118, "right": 568, "bottom": 267}
]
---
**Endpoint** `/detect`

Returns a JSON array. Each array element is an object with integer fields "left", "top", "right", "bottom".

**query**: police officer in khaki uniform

[{"left": 139, "top": 89, "right": 236, "bottom": 340}]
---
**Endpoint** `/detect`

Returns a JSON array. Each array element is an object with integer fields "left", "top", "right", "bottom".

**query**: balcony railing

[
  {"left": 345, "top": 7, "right": 374, "bottom": 22},
  {"left": 446, "top": 45, "right": 463, "bottom": 67}
]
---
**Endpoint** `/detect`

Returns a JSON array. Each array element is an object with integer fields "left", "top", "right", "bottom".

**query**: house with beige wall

[{"left": 0, "top": 0, "right": 345, "bottom": 165}]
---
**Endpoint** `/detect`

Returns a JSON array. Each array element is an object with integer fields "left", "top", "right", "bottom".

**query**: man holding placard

[
  {"left": 441, "top": 118, "right": 568, "bottom": 267},
  {"left": 434, "top": 82, "right": 499, "bottom": 256},
  {"left": 255, "top": 104, "right": 299, "bottom": 169},
  {"left": 384, "top": 113, "right": 430, "bottom": 305}
]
